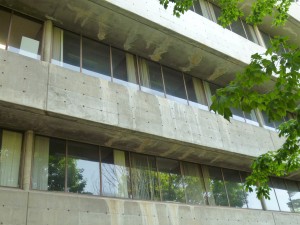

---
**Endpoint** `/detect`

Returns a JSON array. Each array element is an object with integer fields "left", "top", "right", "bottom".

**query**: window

[
  {"left": 182, "top": 162, "right": 207, "bottom": 205},
  {"left": 202, "top": 166, "right": 229, "bottom": 206},
  {"left": 0, "top": 129, "right": 23, "bottom": 187},
  {"left": 101, "top": 148, "right": 131, "bottom": 198},
  {"left": 189, "top": 0, "right": 203, "bottom": 16},
  {"left": 209, "top": 83, "right": 259, "bottom": 125},
  {"left": 131, "top": 153, "right": 160, "bottom": 201},
  {"left": 1, "top": 11, "right": 43, "bottom": 59},
  {"left": 271, "top": 177, "right": 293, "bottom": 212},
  {"left": 112, "top": 48, "right": 139, "bottom": 88},
  {"left": 157, "top": 158, "right": 185, "bottom": 203},
  {"left": 184, "top": 74, "right": 208, "bottom": 109},
  {"left": 0, "top": 8, "right": 10, "bottom": 50},
  {"left": 162, "top": 66, "right": 187, "bottom": 104},
  {"left": 82, "top": 37, "right": 111, "bottom": 79},
  {"left": 139, "top": 58, "right": 165, "bottom": 97},
  {"left": 52, "top": 28, "right": 81, "bottom": 72},
  {"left": 285, "top": 180, "right": 300, "bottom": 212}
]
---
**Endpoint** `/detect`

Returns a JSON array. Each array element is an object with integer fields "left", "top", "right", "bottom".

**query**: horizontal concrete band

[
  {"left": 0, "top": 188, "right": 299, "bottom": 225},
  {"left": 0, "top": 50, "right": 284, "bottom": 171}
]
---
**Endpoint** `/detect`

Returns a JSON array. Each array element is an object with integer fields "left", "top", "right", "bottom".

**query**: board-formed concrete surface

[
  {"left": 0, "top": 50, "right": 285, "bottom": 171},
  {"left": 0, "top": 188, "right": 299, "bottom": 225}
]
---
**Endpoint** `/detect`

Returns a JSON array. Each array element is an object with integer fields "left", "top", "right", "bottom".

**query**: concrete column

[
  {"left": 42, "top": 20, "right": 53, "bottom": 62},
  {"left": 22, "top": 130, "right": 34, "bottom": 191}
]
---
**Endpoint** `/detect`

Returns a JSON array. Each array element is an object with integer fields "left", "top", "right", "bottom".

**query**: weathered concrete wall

[
  {"left": 0, "top": 188, "right": 299, "bottom": 225},
  {"left": 0, "top": 50, "right": 285, "bottom": 170}
]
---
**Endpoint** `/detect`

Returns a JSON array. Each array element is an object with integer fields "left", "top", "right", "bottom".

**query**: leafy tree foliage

[{"left": 159, "top": 0, "right": 300, "bottom": 199}]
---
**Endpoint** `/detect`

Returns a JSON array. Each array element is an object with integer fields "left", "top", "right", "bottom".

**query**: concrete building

[{"left": 0, "top": 0, "right": 300, "bottom": 224}]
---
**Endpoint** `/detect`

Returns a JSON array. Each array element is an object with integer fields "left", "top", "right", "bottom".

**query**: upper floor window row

[{"left": 0, "top": 7, "right": 42, "bottom": 59}]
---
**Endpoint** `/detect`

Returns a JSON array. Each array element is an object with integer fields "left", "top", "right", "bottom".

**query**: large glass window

[
  {"left": 0, "top": 129, "right": 23, "bottom": 187},
  {"left": 271, "top": 177, "right": 293, "bottom": 212},
  {"left": 82, "top": 37, "right": 111, "bottom": 79},
  {"left": 101, "top": 149, "right": 131, "bottom": 198},
  {"left": 0, "top": 8, "right": 10, "bottom": 50},
  {"left": 162, "top": 66, "right": 187, "bottom": 104},
  {"left": 8, "top": 14, "right": 42, "bottom": 59},
  {"left": 240, "top": 172, "right": 262, "bottom": 209},
  {"left": 157, "top": 158, "right": 185, "bottom": 203},
  {"left": 139, "top": 58, "right": 165, "bottom": 96},
  {"left": 184, "top": 74, "right": 208, "bottom": 109},
  {"left": 202, "top": 166, "right": 229, "bottom": 206},
  {"left": 112, "top": 48, "right": 139, "bottom": 88},
  {"left": 67, "top": 141, "right": 100, "bottom": 195},
  {"left": 182, "top": 162, "right": 207, "bottom": 205},
  {"left": 131, "top": 153, "right": 160, "bottom": 201},
  {"left": 285, "top": 180, "right": 300, "bottom": 212},
  {"left": 52, "top": 28, "right": 80, "bottom": 72},
  {"left": 222, "top": 169, "right": 247, "bottom": 208}
]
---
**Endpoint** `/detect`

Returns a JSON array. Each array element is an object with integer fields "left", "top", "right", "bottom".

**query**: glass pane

[
  {"left": 231, "top": 107, "right": 245, "bottom": 121},
  {"left": 184, "top": 74, "right": 208, "bottom": 108},
  {"left": 240, "top": 172, "right": 262, "bottom": 209},
  {"left": 211, "top": 4, "right": 221, "bottom": 24},
  {"left": 0, "top": 130, "right": 22, "bottom": 187},
  {"left": 67, "top": 141, "right": 100, "bottom": 195},
  {"left": 260, "top": 31, "right": 272, "bottom": 48},
  {"left": 163, "top": 66, "right": 187, "bottom": 103},
  {"left": 203, "top": 166, "right": 229, "bottom": 206},
  {"left": 264, "top": 180, "right": 280, "bottom": 211},
  {"left": 48, "top": 138, "right": 66, "bottom": 191},
  {"left": 112, "top": 48, "right": 127, "bottom": 81},
  {"left": 82, "top": 37, "right": 111, "bottom": 79},
  {"left": 101, "top": 149, "right": 131, "bottom": 198},
  {"left": 286, "top": 180, "right": 300, "bottom": 212},
  {"left": 271, "top": 177, "right": 293, "bottom": 212},
  {"left": 157, "top": 158, "right": 185, "bottom": 203},
  {"left": 131, "top": 153, "right": 160, "bottom": 201},
  {"left": 63, "top": 31, "right": 80, "bottom": 71},
  {"left": 222, "top": 169, "right": 247, "bottom": 208},
  {"left": 194, "top": 0, "right": 203, "bottom": 15},
  {"left": 8, "top": 14, "right": 42, "bottom": 59},
  {"left": 209, "top": 83, "right": 219, "bottom": 96},
  {"left": 231, "top": 19, "right": 247, "bottom": 39},
  {"left": 182, "top": 162, "right": 206, "bottom": 205},
  {"left": 242, "top": 21, "right": 258, "bottom": 43},
  {"left": 139, "top": 58, "right": 165, "bottom": 96},
  {"left": 244, "top": 110, "right": 258, "bottom": 122},
  {"left": 0, "top": 8, "right": 10, "bottom": 49},
  {"left": 261, "top": 111, "right": 276, "bottom": 128}
]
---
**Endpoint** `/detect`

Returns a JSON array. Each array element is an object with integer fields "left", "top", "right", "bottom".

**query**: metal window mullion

[
  {"left": 182, "top": 73, "right": 190, "bottom": 106},
  {"left": 220, "top": 168, "right": 231, "bottom": 207},
  {"left": 109, "top": 45, "right": 113, "bottom": 82},
  {"left": 270, "top": 177, "right": 282, "bottom": 211},
  {"left": 240, "top": 19, "right": 249, "bottom": 40},
  {"left": 6, "top": 11, "right": 13, "bottom": 51},
  {"left": 136, "top": 56, "right": 142, "bottom": 91},
  {"left": 160, "top": 65, "right": 167, "bottom": 98},
  {"left": 65, "top": 140, "right": 68, "bottom": 192},
  {"left": 80, "top": 34, "right": 82, "bottom": 73}
]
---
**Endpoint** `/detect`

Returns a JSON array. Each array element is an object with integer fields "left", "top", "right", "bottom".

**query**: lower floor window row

[{"left": 0, "top": 130, "right": 299, "bottom": 212}]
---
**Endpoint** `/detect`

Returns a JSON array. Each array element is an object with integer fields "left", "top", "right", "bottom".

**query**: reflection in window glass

[
  {"left": 112, "top": 48, "right": 138, "bottom": 88},
  {"left": 0, "top": 130, "right": 22, "bottom": 187},
  {"left": 244, "top": 111, "right": 258, "bottom": 124},
  {"left": 286, "top": 180, "right": 300, "bottom": 212},
  {"left": 184, "top": 74, "right": 208, "bottom": 109},
  {"left": 231, "top": 20, "right": 247, "bottom": 39},
  {"left": 67, "top": 141, "right": 100, "bottom": 195},
  {"left": 139, "top": 58, "right": 165, "bottom": 96},
  {"left": 0, "top": 9, "right": 10, "bottom": 49},
  {"left": 131, "top": 153, "right": 160, "bottom": 201},
  {"left": 47, "top": 138, "right": 66, "bottom": 191},
  {"left": 240, "top": 172, "right": 262, "bottom": 209},
  {"left": 271, "top": 177, "right": 293, "bottom": 212},
  {"left": 82, "top": 37, "right": 111, "bottom": 79},
  {"left": 52, "top": 28, "right": 80, "bottom": 72},
  {"left": 157, "top": 158, "right": 185, "bottom": 203},
  {"left": 260, "top": 31, "right": 272, "bottom": 49},
  {"left": 182, "top": 162, "right": 206, "bottom": 205},
  {"left": 261, "top": 111, "right": 276, "bottom": 129},
  {"left": 222, "top": 169, "right": 247, "bottom": 208},
  {"left": 163, "top": 67, "right": 187, "bottom": 103},
  {"left": 265, "top": 180, "right": 280, "bottom": 211},
  {"left": 8, "top": 14, "right": 42, "bottom": 59},
  {"left": 101, "top": 149, "right": 131, "bottom": 198},
  {"left": 242, "top": 21, "right": 258, "bottom": 43},
  {"left": 202, "top": 166, "right": 228, "bottom": 206}
]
